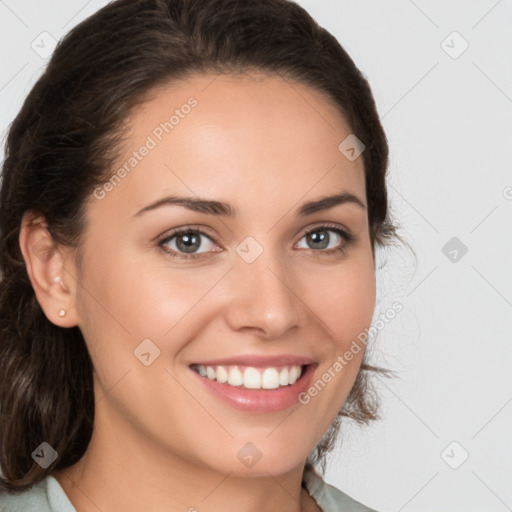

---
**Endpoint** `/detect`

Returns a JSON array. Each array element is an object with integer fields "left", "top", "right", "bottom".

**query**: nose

[{"left": 222, "top": 246, "right": 303, "bottom": 339}]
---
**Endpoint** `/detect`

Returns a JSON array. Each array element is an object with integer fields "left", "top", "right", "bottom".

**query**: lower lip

[{"left": 190, "top": 364, "right": 317, "bottom": 413}]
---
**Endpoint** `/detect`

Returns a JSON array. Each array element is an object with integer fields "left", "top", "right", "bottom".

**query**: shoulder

[
  {"left": 0, "top": 476, "right": 76, "bottom": 512},
  {"left": 302, "top": 468, "right": 379, "bottom": 512},
  {"left": 0, "top": 478, "right": 51, "bottom": 512}
]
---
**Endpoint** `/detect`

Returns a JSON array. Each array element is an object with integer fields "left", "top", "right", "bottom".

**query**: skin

[{"left": 20, "top": 71, "right": 376, "bottom": 512}]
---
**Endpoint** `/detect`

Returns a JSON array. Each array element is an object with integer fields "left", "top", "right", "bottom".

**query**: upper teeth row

[{"left": 194, "top": 364, "right": 302, "bottom": 389}]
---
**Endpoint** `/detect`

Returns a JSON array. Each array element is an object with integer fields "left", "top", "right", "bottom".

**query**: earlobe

[{"left": 18, "top": 211, "right": 78, "bottom": 328}]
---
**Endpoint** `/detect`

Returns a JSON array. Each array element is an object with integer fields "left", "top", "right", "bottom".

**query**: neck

[{"left": 53, "top": 404, "right": 320, "bottom": 512}]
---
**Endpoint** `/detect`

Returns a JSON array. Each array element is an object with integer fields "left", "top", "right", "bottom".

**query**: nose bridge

[{"left": 224, "top": 235, "right": 302, "bottom": 336}]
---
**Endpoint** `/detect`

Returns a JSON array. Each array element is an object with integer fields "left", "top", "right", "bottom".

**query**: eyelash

[{"left": 157, "top": 223, "right": 355, "bottom": 261}]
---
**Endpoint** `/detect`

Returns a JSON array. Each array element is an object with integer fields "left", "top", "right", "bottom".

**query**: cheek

[
  {"left": 309, "top": 256, "right": 376, "bottom": 347},
  {"left": 114, "top": 264, "right": 231, "bottom": 340},
  {"left": 75, "top": 246, "right": 227, "bottom": 364},
  {"left": 297, "top": 255, "right": 376, "bottom": 420}
]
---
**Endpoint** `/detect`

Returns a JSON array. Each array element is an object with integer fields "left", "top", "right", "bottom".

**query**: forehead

[{"left": 96, "top": 72, "right": 366, "bottom": 218}]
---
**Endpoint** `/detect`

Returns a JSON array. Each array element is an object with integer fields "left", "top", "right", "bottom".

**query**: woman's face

[{"left": 72, "top": 72, "right": 376, "bottom": 476}]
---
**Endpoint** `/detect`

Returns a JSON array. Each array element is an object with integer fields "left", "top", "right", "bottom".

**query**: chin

[{"left": 194, "top": 435, "right": 313, "bottom": 478}]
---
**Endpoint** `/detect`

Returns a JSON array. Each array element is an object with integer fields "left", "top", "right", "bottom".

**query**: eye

[
  {"left": 157, "top": 223, "right": 354, "bottom": 261},
  {"left": 295, "top": 224, "right": 353, "bottom": 255},
  {"left": 158, "top": 228, "right": 219, "bottom": 259}
]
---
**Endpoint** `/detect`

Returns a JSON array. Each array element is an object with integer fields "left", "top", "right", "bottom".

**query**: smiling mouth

[{"left": 190, "top": 363, "right": 307, "bottom": 390}]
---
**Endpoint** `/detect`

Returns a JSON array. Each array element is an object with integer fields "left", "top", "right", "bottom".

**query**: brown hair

[{"left": 0, "top": 0, "right": 399, "bottom": 492}]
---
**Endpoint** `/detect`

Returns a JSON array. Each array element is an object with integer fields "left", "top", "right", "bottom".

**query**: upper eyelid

[
  {"left": 301, "top": 223, "right": 348, "bottom": 235},
  {"left": 157, "top": 225, "right": 218, "bottom": 244}
]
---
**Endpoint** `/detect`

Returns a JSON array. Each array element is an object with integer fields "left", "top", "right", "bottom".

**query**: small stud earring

[{"left": 58, "top": 309, "right": 66, "bottom": 317}]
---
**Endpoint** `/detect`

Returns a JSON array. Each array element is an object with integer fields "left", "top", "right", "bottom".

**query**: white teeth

[
  {"left": 289, "top": 365, "right": 301, "bottom": 384},
  {"left": 216, "top": 365, "right": 228, "bottom": 383},
  {"left": 243, "top": 367, "right": 261, "bottom": 389},
  {"left": 227, "top": 367, "right": 243, "bottom": 386},
  {"left": 279, "top": 367, "right": 289, "bottom": 386},
  {"left": 261, "top": 368, "right": 280, "bottom": 389},
  {"left": 194, "top": 364, "right": 304, "bottom": 389}
]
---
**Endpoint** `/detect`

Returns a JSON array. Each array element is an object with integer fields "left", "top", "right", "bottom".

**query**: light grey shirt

[{"left": 0, "top": 469, "right": 377, "bottom": 511}]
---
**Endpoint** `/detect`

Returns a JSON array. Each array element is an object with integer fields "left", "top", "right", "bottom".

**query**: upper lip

[{"left": 190, "top": 354, "right": 316, "bottom": 367}]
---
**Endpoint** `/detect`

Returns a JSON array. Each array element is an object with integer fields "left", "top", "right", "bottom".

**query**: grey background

[{"left": 1, "top": 1, "right": 511, "bottom": 510}]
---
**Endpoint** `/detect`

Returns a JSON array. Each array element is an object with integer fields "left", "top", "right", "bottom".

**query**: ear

[{"left": 18, "top": 211, "right": 79, "bottom": 328}]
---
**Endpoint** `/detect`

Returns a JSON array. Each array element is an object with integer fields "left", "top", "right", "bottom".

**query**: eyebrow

[{"left": 133, "top": 192, "right": 366, "bottom": 218}]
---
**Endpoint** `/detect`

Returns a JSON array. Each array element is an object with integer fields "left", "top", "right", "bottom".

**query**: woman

[{"left": 0, "top": 0, "right": 399, "bottom": 510}]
